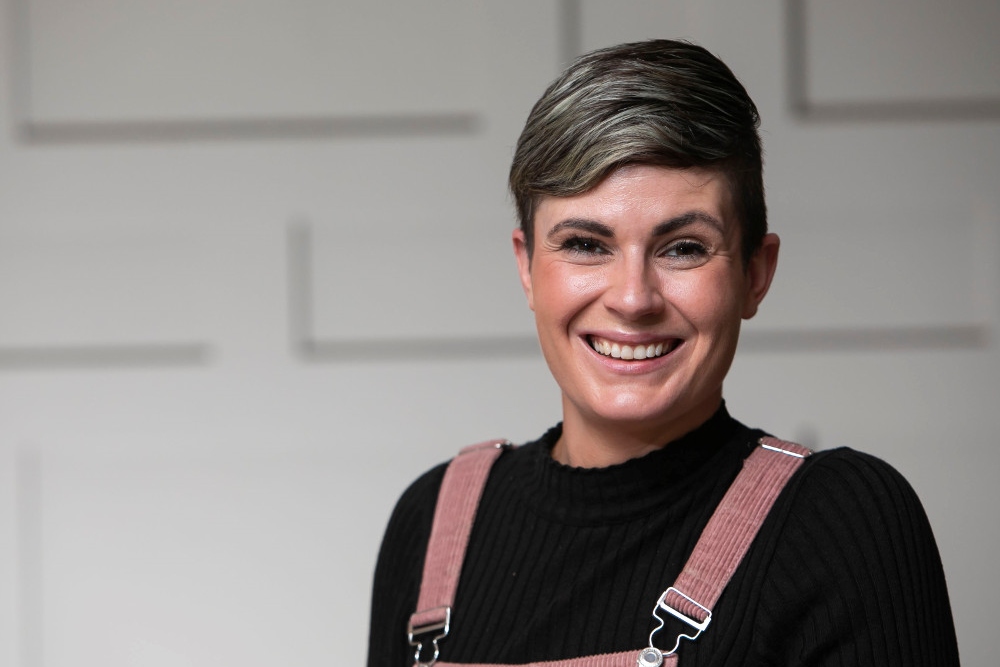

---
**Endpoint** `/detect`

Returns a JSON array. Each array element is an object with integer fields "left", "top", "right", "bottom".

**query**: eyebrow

[
  {"left": 546, "top": 211, "right": 724, "bottom": 240},
  {"left": 545, "top": 218, "right": 614, "bottom": 239},
  {"left": 652, "top": 211, "right": 724, "bottom": 236}
]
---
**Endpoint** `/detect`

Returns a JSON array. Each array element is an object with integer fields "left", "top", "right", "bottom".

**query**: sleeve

[
  {"left": 753, "top": 449, "right": 960, "bottom": 667},
  {"left": 367, "top": 463, "right": 447, "bottom": 667}
]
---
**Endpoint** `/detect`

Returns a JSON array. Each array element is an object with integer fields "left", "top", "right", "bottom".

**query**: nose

[{"left": 603, "top": 254, "right": 665, "bottom": 320}]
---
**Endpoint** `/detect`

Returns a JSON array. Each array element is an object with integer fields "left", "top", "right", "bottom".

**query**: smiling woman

[
  {"left": 367, "top": 40, "right": 959, "bottom": 667},
  {"left": 514, "top": 165, "right": 778, "bottom": 468}
]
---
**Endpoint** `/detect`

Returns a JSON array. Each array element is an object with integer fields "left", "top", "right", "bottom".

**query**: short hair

[{"left": 509, "top": 39, "right": 766, "bottom": 264}]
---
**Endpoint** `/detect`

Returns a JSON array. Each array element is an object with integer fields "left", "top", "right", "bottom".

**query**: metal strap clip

[
  {"left": 647, "top": 587, "right": 711, "bottom": 658},
  {"left": 760, "top": 442, "right": 807, "bottom": 459},
  {"left": 408, "top": 606, "right": 451, "bottom": 667}
]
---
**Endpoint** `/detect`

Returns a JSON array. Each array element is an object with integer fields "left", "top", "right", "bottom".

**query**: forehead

[{"left": 534, "top": 165, "right": 735, "bottom": 231}]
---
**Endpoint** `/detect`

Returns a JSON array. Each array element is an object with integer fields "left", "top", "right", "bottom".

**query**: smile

[{"left": 588, "top": 336, "right": 679, "bottom": 360}]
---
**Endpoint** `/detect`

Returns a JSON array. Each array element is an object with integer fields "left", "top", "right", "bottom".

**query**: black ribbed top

[{"left": 367, "top": 407, "right": 959, "bottom": 666}]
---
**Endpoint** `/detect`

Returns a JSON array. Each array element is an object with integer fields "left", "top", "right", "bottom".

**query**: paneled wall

[{"left": 0, "top": 1, "right": 997, "bottom": 665}]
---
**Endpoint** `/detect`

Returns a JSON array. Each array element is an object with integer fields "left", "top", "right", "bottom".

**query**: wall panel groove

[{"left": 785, "top": 0, "right": 1000, "bottom": 122}]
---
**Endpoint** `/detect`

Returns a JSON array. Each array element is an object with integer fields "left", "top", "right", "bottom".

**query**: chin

[
  {"left": 572, "top": 381, "right": 720, "bottom": 435},
  {"left": 585, "top": 394, "right": 684, "bottom": 430}
]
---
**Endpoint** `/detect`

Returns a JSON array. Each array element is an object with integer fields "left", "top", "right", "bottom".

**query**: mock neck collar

[{"left": 510, "top": 404, "right": 756, "bottom": 525}]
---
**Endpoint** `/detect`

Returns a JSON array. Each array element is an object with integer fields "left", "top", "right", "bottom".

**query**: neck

[{"left": 553, "top": 399, "right": 723, "bottom": 468}]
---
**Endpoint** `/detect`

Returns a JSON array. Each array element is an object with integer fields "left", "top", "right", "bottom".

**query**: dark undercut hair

[{"left": 509, "top": 39, "right": 766, "bottom": 265}]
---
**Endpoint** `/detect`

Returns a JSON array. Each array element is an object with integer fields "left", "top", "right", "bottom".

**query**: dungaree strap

[
  {"left": 410, "top": 440, "right": 508, "bottom": 643},
  {"left": 413, "top": 436, "right": 811, "bottom": 667},
  {"left": 661, "top": 437, "right": 811, "bottom": 627},
  {"left": 436, "top": 651, "right": 654, "bottom": 667}
]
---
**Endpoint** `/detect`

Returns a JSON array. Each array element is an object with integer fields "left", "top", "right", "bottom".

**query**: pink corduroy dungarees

[{"left": 408, "top": 437, "right": 811, "bottom": 667}]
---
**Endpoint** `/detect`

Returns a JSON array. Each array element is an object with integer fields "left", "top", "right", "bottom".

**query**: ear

[
  {"left": 741, "top": 233, "right": 780, "bottom": 319},
  {"left": 512, "top": 228, "right": 535, "bottom": 311}
]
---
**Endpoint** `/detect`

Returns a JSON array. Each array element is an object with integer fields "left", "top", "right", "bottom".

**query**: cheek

[
  {"left": 534, "top": 265, "right": 603, "bottom": 313},
  {"left": 667, "top": 272, "right": 744, "bottom": 327},
  {"left": 566, "top": 271, "right": 605, "bottom": 296}
]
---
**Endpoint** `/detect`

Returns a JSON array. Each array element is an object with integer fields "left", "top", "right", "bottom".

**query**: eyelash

[
  {"left": 559, "top": 236, "right": 609, "bottom": 255},
  {"left": 555, "top": 236, "right": 711, "bottom": 263},
  {"left": 663, "top": 240, "right": 709, "bottom": 259}
]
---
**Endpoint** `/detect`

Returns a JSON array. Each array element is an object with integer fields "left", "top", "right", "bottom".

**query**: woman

[{"left": 368, "top": 40, "right": 959, "bottom": 667}]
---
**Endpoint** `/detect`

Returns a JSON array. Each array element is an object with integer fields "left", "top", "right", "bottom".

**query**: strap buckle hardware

[
  {"left": 408, "top": 606, "right": 451, "bottom": 667},
  {"left": 647, "top": 587, "right": 711, "bottom": 657},
  {"left": 760, "top": 441, "right": 807, "bottom": 459}
]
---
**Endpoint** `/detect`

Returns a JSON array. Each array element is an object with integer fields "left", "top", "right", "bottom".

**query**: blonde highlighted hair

[{"left": 509, "top": 39, "right": 766, "bottom": 264}]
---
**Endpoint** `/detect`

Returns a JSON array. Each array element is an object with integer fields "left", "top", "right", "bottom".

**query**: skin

[{"left": 513, "top": 164, "right": 779, "bottom": 468}]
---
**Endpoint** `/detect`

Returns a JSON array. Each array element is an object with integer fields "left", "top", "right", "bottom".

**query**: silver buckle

[
  {"left": 647, "top": 587, "right": 711, "bottom": 657},
  {"left": 408, "top": 606, "right": 450, "bottom": 667}
]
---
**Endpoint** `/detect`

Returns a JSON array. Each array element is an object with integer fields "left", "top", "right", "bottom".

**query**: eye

[
  {"left": 560, "top": 235, "right": 610, "bottom": 256},
  {"left": 663, "top": 240, "right": 708, "bottom": 259}
]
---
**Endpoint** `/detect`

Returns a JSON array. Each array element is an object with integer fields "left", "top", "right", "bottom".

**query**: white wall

[{"left": 0, "top": 1, "right": 997, "bottom": 665}]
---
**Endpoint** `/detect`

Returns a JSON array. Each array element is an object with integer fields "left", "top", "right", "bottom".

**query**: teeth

[{"left": 590, "top": 337, "right": 675, "bottom": 360}]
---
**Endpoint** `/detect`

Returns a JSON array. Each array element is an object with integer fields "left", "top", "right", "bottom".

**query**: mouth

[{"left": 587, "top": 335, "right": 680, "bottom": 360}]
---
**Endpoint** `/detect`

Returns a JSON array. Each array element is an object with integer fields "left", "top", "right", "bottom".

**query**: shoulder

[
  {"left": 798, "top": 446, "right": 911, "bottom": 487},
  {"left": 768, "top": 446, "right": 937, "bottom": 561},
  {"left": 368, "top": 460, "right": 450, "bottom": 667},
  {"left": 784, "top": 446, "right": 929, "bottom": 530},
  {"left": 381, "top": 460, "right": 449, "bottom": 548},
  {"left": 372, "top": 458, "right": 451, "bottom": 595},
  {"left": 740, "top": 444, "right": 937, "bottom": 573},
  {"left": 746, "top": 446, "right": 959, "bottom": 665},
  {"left": 376, "top": 435, "right": 549, "bottom": 576}
]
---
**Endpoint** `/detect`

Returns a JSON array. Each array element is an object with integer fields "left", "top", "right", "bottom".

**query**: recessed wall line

[
  {"left": 0, "top": 344, "right": 211, "bottom": 372},
  {"left": 285, "top": 220, "right": 540, "bottom": 362},
  {"left": 559, "top": 0, "right": 583, "bottom": 67},
  {"left": 9, "top": 0, "right": 483, "bottom": 145},
  {"left": 739, "top": 324, "right": 992, "bottom": 353},
  {"left": 18, "top": 113, "right": 482, "bottom": 146},
  {"left": 784, "top": 0, "right": 1000, "bottom": 122},
  {"left": 16, "top": 446, "right": 43, "bottom": 667}
]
